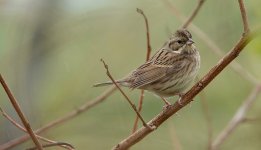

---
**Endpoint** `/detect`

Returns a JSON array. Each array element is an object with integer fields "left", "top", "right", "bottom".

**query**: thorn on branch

[{"left": 198, "top": 81, "right": 204, "bottom": 88}]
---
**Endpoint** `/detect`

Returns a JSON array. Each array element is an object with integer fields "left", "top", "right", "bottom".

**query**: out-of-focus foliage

[{"left": 0, "top": 0, "right": 261, "bottom": 150}]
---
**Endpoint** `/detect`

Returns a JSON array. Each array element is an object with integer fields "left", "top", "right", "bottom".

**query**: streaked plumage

[{"left": 94, "top": 29, "right": 200, "bottom": 99}]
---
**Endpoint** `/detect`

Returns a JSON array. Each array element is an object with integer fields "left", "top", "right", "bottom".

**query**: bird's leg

[
  {"left": 160, "top": 96, "right": 172, "bottom": 110},
  {"left": 160, "top": 96, "right": 171, "bottom": 106},
  {"left": 177, "top": 93, "right": 185, "bottom": 106}
]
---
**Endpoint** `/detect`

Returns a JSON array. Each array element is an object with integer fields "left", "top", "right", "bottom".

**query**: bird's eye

[{"left": 177, "top": 40, "right": 182, "bottom": 44}]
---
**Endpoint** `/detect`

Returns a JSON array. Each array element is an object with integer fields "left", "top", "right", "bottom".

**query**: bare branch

[
  {"left": 136, "top": 8, "right": 152, "bottom": 60},
  {"left": 100, "top": 59, "right": 151, "bottom": 128},
  {"left": 0, "top": 74, "right": 43, "bottom": 150},
  {"left": 211, "top": 84, "right": 261, "bottom": 150},
  {"left": 182, "top": 0, "right": 206, "bottom": 28},
  {"left": 132, "top": 90, "right": 145, "bottom": 133},
  {"left": 132, "top": 8, "right": 152, "bottom": 133},
  {"left": 26, "top": 142, "right": 75, "bottom": 150},
  {"left": 238, "top": 0, "right": 250, "bottom": 34},
  {"left": 163, "top": 0, "right": 258, "bottom": 84},
  {"left": 112, "top": 1, "right": 254, "bottom": 148},
  {"left": 0, "top": 86, "right": 117, "bottom": 150},
  {"left": 112, "top": 26, "right": 253, "bottom": 150},
  {"left": 0, "top": 107, "right": 74, "bottom": 150},
  {"left": 1, "top": 1, "right": 257, "bottom": 149}
]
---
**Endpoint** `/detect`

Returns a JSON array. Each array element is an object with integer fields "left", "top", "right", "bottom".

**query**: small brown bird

[{"left": 94, "top": 29, "right": 200, "bottom": 105}]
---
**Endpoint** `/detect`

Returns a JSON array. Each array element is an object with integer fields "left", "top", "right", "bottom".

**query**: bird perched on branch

[{"left": 94, "top": 29, "right": 200, "bottom": 105}]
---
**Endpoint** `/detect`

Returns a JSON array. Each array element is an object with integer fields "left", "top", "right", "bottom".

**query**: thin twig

[
  {"left": 238, "top": 0, "right": 250, "bottom": 34},
  {"left": 132, "top": 8, "right": 152, "bottom": 133},
  {"left": 0, "top": 86, "right": 117, "bottom": 150},
  {"left": 0, "top": 1, "right": 256, "bottom": 149},
  {"left": 112, "top": 24, "right": 254, "bottom": 150},
  {"left": 0, "top": 74, "right": 43, "bottom": 150},
  {"left": 136, "top": 8, "right": 152, "bottom": 60},
  {"left": 26, "top": 142, "right": 75, "bottom": 150},
  {"left": 0, "top": 107, "right": 74, "bottom": 150},
  {"left": 100, "top": 59, "right": 152, "bottom": 129},
  {"left": 163, "top": 0, "right": 258, "bottom": 84},
  {"left": 182, "top": 0, "right": 205, "bottom": 28},
  {"left": 211, "top": 84, "right": 261, "bottom": 150},
  {"left": 189, "top": 24, "right": 257, "bottom": 84},
  {"left": 132, "top": 90, "right": 145, "bottom": 133}
]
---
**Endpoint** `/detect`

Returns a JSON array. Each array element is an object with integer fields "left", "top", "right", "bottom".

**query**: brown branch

[
  {"left": 100, "top": 59, "right": 151, "bottom": 128},
  {"left": 132, "top": 90, "right": 145, "bottom": 133},
  {"left": 0, "top": 86, "right": 117, "bottom": 150},
  {"left": 163, "top": 0, "right": 258, "bottom": 84},
  {"left": 26, "top": 142, "right": 75, "bottom": 150},
  {"left": 1, "top": 1, "right": 256, "bottom": 149},
  {"left": 113, "top": 1, "right": 253, "bottom": 149},
  {"left": 188, "top": 23, "right": 257, "bottom": 84},
  {"left": 132, "top": 8, "right": 152, "bottom": 133},
  {"left": 112, "top": 24, "right": 254, "bottom": 150},
  {"left": 0, "top": 107, "right": 74, "bottom": 150},
  {"left": 211, "top": 84, "right": 261, "bottom": 150},
  {"left": 238, "top": 0, "right": 250, "bottom": 34},
  {"left": 136, "top": 8, "right": 152, "bottom": 60},
  {"left": 182, "top": 0, "right": 205, "bottom": 28},
  {"left": 0, "top": 74, "right": 43, "bottom": 150}
]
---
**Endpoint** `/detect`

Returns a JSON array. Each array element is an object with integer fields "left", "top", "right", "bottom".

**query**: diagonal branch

[
  {"left": 0, "top": 74, "right": 43, "bottom": 150},
  {"left": 1, "top": 1, "right": 256, "bottom": 149},
  {"left": 163, "top": 0, "right": 258, "bottom": 84},
  {"left": 112, "top": 1, "right": 253, "bottom": 149},
  {"left": 0, "top": 107, "right": 74, "bottom": 150},
  {"left": 0, "top": 86, "right": 117, "bottom": 150},
  {"left": 112, "top": 30, "right": 253, "bottom": 150},
  {"left": 182, "top": 0, "right": 206, "bottom": 28},
  {"left": 100, "top": 59, "right": 151, "bottom": 128},
  {"left": 211, "top": 84, "right": 261, "bottom": 150}
]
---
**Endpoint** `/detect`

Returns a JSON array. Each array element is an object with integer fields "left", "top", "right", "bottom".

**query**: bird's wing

[
  {"left": 129, "top": 63, "right": 168, "bottom": 89},
  {"left": 128, "top": 52, "right": 184, "bottom": 89}
]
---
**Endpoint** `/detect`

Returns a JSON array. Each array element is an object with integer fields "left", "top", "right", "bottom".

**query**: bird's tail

[
  {"left": 93, "top": 80, "right": 128, "bottom": 87},
  {"left": 93, "top": 81, "right": 114, "bottom": 87}
]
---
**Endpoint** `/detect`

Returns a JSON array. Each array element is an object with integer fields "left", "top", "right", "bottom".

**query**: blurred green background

[{"left": 1, "top": 0, "right": 261, "bottom": 149}]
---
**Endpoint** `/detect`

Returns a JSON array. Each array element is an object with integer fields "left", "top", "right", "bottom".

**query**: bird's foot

[
  {"left": 177, "top": 93, "right": 185, "bottom": 106},
  {"left": 160, "top": 96, "right": 172, "bottom": 110}
]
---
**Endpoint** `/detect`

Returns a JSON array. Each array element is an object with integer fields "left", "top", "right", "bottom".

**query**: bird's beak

[{"left": 186, "top": 38, "right": 194, "bottom": 45}]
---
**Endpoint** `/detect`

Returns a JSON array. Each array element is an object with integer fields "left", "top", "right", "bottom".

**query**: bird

[{"left": 94, "top": 29, "right": 200, "bottom": 106}]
